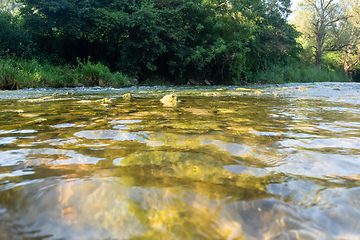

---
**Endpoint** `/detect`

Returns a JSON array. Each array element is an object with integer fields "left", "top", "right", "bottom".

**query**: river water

[{"left": 0, "top": 82, "right": 359, "bottom": 239}]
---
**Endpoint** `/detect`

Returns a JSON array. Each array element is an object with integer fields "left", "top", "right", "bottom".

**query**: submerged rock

[
  {"left": 103, "top": 98, "right": 114, "bottom": 103},
  {"left": 202, "top": 92, "right": 222, "bottom": 97},
  {"left": 160, "top": 93, "right": 179, "bottom": 107},
  {"left": 122, "top": 93, "right": 132, "bottom": 100}
]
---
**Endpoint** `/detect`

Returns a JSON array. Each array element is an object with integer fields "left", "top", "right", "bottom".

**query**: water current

[{"left": 0, "top": 82, "right": 359, "bottom": 239}]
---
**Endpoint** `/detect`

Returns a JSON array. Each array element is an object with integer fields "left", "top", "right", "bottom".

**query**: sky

[
  {"left": 289, "top": 0, "right": 301, "bottom": 21},
  {"left": 291, "top": 0, "right": 301, "bottom": 11}
]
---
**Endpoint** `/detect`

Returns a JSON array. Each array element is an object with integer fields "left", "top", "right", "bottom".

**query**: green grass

[
  {"left": 249, "top": 63, "right": 352, "bottom": 84},
  {"left": 0, "top": 57, "right": 133, "bottom": 90},
  {"left": 0, "top": 58, "right": 353, "bottom": 90},
  {"left": 76, "top": 58, "right": 132, "bottom": 87},
  {"left": 0, "top": 58, "right": 24, "bottom": 89}
]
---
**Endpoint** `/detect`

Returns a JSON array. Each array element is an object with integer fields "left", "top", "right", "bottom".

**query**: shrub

[
  {"left": 76, "top": 58, "right": 111, "bottom": 86},
  {"left": 106, "top": 72, "right": 133, "bottom": 87},
  {"left": 76, "top": 58, "right": 132, "bottom": 87}
]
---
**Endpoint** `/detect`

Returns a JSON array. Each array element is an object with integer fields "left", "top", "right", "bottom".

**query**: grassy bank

[
  {"left": 0, "top": 58, "right": 133, "bottom": 90},
  {"left": 250, "top": 63, "right": 352, "bottom": 84},
  {"left": 0, "top": 58, "right": 353, "bottom": 90}
]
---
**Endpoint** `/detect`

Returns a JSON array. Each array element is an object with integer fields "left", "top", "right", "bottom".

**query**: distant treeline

[{"left": 0, "top": 0, "right": 352, "bottom": 87}]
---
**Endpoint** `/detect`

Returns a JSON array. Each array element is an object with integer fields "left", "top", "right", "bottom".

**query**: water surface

[{"left": 0, "top": 82, "right": 360, "bottom": 239}]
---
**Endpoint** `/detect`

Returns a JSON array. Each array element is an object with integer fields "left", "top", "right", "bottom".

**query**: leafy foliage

[
  {"left": 77, "top": 58, "right": 132, "bottom": 87},
  {"left": 14, "top": 0, "right": 301, "bottom": 84},
  {"left": 0, "top": 0, "right": 22, "bottom": 13},
  {"left": 0, "top": 10, "right": 35, "bottom": 58},
  {"left": 292, "top": 0, "right": 360, "bottom": 80}
]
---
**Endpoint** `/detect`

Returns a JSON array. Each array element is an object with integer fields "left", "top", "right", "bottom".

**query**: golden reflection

[
  {"left": 1, "top": 85, "right": 360, "bottom": 239},
  {"left": 182, "top": 107, "right": 212, "bottom": 116}
]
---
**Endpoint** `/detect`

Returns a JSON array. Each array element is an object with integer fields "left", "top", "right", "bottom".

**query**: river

[{"left": 0, "top": 82, "right": 359, "bottom": 239}]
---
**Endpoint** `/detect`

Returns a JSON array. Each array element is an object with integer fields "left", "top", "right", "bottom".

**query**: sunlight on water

[{"left": 0, "top": 82, "right": 360, "bottom": 239}]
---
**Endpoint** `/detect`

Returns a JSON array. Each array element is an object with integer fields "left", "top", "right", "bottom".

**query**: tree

[
  {"left": 17, "top": 0, "right": 300, "bottom": 84},
  {"left": 0, "top": 0, "right": 22, "bottom": 13},
  {"left": 295, "top": 0, "right": 346, "bottom": 70},
  {"left": 0, "top": 10, "right": 34, "bottom": 58},
  {"left": 341, "top": 0, "right": 360, "bottom": 75},
  {"left": 246, "top": 0, "right": 300, "bottom": 74}
]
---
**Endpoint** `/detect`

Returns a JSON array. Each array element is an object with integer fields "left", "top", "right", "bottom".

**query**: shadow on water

[{"left": 1, "top": 83, "right": 360, "bottom": 239}]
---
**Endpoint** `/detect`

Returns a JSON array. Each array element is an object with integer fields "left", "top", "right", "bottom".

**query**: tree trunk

[
  {"left": 344, "top": 48, "right": 351, "bottom": 74},
  {"left": 306, "top": 0, "right": 340, "bottom": 71},
  {"left": 315, "top": 25, "right": 324, "bottom": 70},
  {"left": 315, "top": 50, "right": 322, "bottom": 70}
]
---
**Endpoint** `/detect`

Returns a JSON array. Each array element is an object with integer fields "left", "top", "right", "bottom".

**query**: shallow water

[{"left": 0, "top": 82, "right": 360, "bottom": 239}]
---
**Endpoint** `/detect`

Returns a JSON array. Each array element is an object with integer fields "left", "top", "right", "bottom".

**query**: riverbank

[
  {"left": 0, "top": 58, "right": 133, "bottom": 90},
  {"left": 0, "top": 57, "right": 352, "bottom": 90}
]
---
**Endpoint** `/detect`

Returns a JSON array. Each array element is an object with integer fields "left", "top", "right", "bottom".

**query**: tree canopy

[
  {"left": 292, "top": 0, "right": 360, "bottom": 79},
  {"left": 6, "top": 0, "right": 299, "bottom": 84},
  {"left": 0, "top": 10, "right": 34, "bottom": 58}
]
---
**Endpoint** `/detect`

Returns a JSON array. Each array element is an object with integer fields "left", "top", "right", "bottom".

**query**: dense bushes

[
  {"left": 76, "top": 58, "right": 132, "bottom": 87},
  {"left": 14, "top": 0, "right": 301, "bottom": 84},
  {"left": 0, "top": 10, "right": 34, "bottom": 58},
  {"left": 0, "top": 0, "right": 353, "bottom": 88}
]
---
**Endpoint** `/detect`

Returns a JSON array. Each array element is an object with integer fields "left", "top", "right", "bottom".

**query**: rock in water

[
  {"left": 122, "top": 93, "right": 132, "bottom": 100},
  {"left": 160, "top": 94, "right": 179, "bottom": 107}
]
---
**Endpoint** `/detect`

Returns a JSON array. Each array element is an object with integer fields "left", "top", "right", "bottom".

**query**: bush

[
  {"left": 76, "top": 58, "right": 132, "bottom": 87},
  {"left": 77, "top": 59, "right": 110, "bottom": 86},
  {"left": 106, "top": 72, "right": 133, "bottom": 87}
]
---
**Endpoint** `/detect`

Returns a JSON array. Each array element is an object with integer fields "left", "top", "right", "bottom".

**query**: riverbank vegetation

[
  {"left": 0, "top": 0, "right": 357, "bottom": 89},
  {"left": 0, "top": 57, "right": 133, "bottom": 89}
]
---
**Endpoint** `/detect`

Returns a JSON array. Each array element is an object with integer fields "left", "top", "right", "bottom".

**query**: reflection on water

[{"left": 1, "top": 82, "right": 360, "bottom": 239}]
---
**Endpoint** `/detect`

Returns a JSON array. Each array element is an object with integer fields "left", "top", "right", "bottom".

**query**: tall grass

[
  {"left": 0, "top": 58, "right": 23, "bottom": 90},
  {"left": 15, "top": 59, "right": 68, "bottom": 88},
  {"left": 76, "top": 58, "right": 132, "bottom": 87},
  {"left": 0, "top": 57, "right": 133, "bottom": 90},
  {"left": 1, "top": 58, "right": 353, "bottom": 90},
  {"left": 250, "top": 63, "right": 352, "bottom": 84}
]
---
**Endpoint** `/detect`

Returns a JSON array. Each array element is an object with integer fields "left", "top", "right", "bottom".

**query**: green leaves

[
  {"left": 14, "top": 0, "right": 300, "bottom": 84},
  {"left": 0, "top": 10, "right": 35, "bottom": 58}
]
